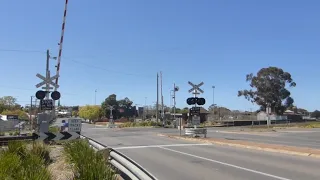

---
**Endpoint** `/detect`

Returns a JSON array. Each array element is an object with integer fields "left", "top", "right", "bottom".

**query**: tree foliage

[
  {"left": 1, "top": 109, "right": 29, "bottom": 120},
  {"left": 311, "top": 110, "right": 320, "bottom": 119},
  {"left": 238, "top": 67, "right": 296, "bottom": 115},
  {"left": 0, "top": 96, "right": 17, "bottom": 106},
  {"left": 101, "top": 94, "right": 136, "bottom": 119},
  {"left": 208, "top": 104, "right": 231, "bottom": 116},
  {"left": 78, "top": 105, "right": 102, "bottom": 121}
]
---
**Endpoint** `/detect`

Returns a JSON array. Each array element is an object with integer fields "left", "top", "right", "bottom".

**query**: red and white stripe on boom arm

[{"left": 54, "top": 0, "right": 69, "bottom": 91}]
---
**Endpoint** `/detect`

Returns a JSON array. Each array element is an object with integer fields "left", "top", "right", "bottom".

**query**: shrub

[
  {"left": 30, "top": 142, "right": 51, "bottom": 165},
  {"left": 0, "top": 141, "right": 52, "bottom": 180},
  {"left": 49, "top": 126, "right": 60, "bottom": 133},
  {"left": 64, "top": 140, "right": 115, "bottom": 180}
]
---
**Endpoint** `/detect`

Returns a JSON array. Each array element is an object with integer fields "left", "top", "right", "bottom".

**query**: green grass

[
  {"left": 299, "top": 121, "right": 320, "bottom": 128},
  {"left": 118, "top": 121, "right": 162, "bottom": 128},
  {"left": 0, "top": 140, "right": 52, "bottom": 180},
  {"left": 63, "top": 139, "right": 116, "bottom": 180},
  {"left": 49, "top": 126, "right": 60, "bottom": 133}
]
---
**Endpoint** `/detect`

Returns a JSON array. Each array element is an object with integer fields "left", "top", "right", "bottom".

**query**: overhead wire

[{"left": 0, "top": 48, "right": 154, "bottom": 78}]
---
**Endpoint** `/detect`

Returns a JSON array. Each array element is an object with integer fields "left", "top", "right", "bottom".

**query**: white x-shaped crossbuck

[
  {"left": 188, "top": 81, "right": 204, "bottom": 93},
  {"left": 35, "top": 73, "right": 60, "bottom": 88}
]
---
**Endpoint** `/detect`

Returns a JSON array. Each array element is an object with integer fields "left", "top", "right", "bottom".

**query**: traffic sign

[
  {"left": 192, "top": 116, "right": 200, "bottom": 126},
  {"left": 35, "top": 73, "right": 59, "bottom": 88},
  {"left": 190, "top": 107, "right": 200, "bottom": 116},
  {"left": 6, "top": 115, "right": 18, "bottom": 120},
  {"left": 68, "top": 118, "right": 82, "bottom": 132},
  {"left": 40, "top": 99, "right": 53, "bottom": 110},
  {"left": 188, "top": 81, "right": 204, "bottom": 94},
  {"left": 32, "top": 132, "right": 80, "bottom": 141}
]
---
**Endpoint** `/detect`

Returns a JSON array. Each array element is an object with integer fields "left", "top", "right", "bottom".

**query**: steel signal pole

[
  {"left": 156, "top": 73, "right": 159, "bottom": 122},
  {"left": 173, "top": 83, "right": 176, "bottom": 120}
]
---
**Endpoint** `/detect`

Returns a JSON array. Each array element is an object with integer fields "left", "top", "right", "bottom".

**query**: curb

[{"left": 157, "top": 134, "right": 320, "bottom": 158}]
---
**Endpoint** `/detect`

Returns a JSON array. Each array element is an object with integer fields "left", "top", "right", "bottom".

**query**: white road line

[
  {"left": 159, "top": 147, "right": 292, "bottom": 180},
  {"left": 113, "top": 143, "right": 212, "bottom": 150}
]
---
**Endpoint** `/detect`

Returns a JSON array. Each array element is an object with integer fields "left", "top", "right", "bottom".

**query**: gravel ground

[{"left": 48, "top": 146, "right": 74, "bottom": 180}]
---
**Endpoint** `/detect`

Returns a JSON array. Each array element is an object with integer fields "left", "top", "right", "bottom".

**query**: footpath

[{"left": 158, "top": 133, "right": 320, "bottom": 158}]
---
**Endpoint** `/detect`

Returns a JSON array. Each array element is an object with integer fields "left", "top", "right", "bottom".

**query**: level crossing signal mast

[
  {"left": 186, "top": 81, "right": 206, "bottom": 126},
  {"left": 35, "top": 70, "right": 61, "bottom": 111}
]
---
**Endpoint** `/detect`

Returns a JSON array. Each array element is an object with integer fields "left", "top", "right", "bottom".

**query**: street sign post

[
  {"left": 40, "top": 99, "right": 53, "bottom": 110},
  {"left": 68, "top": 118, "right": 82, "bottom": 132}
]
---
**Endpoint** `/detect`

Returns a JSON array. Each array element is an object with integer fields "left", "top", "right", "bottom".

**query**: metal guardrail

[
  {"left": 80, "top": 135, "right": 158, "bottom": 180},
  {"left": 185, "top": 128, "right": 207, "bottom": 137}
]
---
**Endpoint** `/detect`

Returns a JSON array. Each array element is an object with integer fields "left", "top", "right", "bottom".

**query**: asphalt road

[{"left": 82, "top": 124, "right": 320, "bottom": 180}]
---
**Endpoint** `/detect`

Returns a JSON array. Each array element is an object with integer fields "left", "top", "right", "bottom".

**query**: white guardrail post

[{"left": 80, "top": 135, "right": 157, "bottom": 180}]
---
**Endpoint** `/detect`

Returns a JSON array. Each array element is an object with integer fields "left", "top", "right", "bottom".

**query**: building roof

[{"left": 199, "top": 107, "right": 209, "bottom": 114}]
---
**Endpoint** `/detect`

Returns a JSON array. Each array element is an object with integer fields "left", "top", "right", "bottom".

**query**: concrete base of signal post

[{"left": 107, "top": 118, "right": 116, "bottom": 128}]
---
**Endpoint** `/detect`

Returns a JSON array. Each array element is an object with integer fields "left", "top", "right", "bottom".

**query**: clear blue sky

[{"left": 0, "top": 0, "right": 319, "bottom": 111}]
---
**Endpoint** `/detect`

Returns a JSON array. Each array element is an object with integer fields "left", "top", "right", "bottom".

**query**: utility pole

[
  {"left": 212, "top": 86, "right": 215, "bottom": 119},
  {"left": 145, "top": 97, "right": 147, "bottom": 120},
  {"left": 95, "top": 89, "right": 97, "bottom": 105},
  {"left": 46, "top": 50, "right": 50, "bottom": 100},
  {"left": 30, "top": 96, "right": 33, "bottom": 130},
  {"left": 173, "top": 83, "right": 176, "bottom": 120},
  {"left": 156, "top": 73, "right": 159, "bottom": 122},
  {"left": 160, "top": 72, "right": 164, "bottom": 121}
]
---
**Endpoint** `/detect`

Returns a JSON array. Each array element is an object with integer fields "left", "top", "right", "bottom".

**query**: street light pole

[
  {"left": 144, "top": 97, "right": 147, "bottom": 120},
  {"left": 94, "top": 89, "right": 97, "bottom": 105},
  {"left": 212, "top": 85, "right": 215, "bottom": 119}
]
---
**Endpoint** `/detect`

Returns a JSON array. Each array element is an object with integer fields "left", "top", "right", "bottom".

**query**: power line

[
  {"left": 0, "top": 48, "right": 153, "bottom": 78},
  {"left": 0, "top": 48, "right": 46, "bottom": 54},
  {"left": 0, "top": 85, "right": 77, "bottom": 95},
  {"left": 63, "top": 56, "right": 153, "bottom": 78}
]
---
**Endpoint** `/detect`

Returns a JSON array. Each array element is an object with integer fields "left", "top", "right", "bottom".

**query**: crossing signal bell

[{"left": 186, "top": 97, "right": 206, "bottom": 106}]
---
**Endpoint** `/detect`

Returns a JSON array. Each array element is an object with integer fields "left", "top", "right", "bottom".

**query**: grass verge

[
  {"left": 0, "top": 140, "right": 52, "bottom": 180},
  {"left": 118, "top": 121, "right": 162, "bottom": 128},
  {"left": 63, "top": 139, "right": 116, "bottom": 180},
  {"left": 299, "top": 121, "right": 320, "bottom": 128}
]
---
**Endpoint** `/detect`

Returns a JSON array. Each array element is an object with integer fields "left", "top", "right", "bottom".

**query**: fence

[{"left": 207, "top": 113, "right": 256, "bottom": 121}]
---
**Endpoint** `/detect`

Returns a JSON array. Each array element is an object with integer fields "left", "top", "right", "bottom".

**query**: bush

[
  {"left": 30, "top": 142, "right": 51, "bottom": 165},
  {"left": 49, "top": 126, "right": 60, "bottom": 133},
  {"left": 301, "top": 122, "right": 320, "bottom": 128},
  {"left": 118, "top": 121, "right": 162, "bottom": 128},
  {"left": 0, "top": 132, "right": 4, "bottom": 136},
  {"left": 0, "top": 141, "right": 51, "bottom": 180},
  {"left": 64, "top": 140, "right": 115, "bottom": 180}
]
